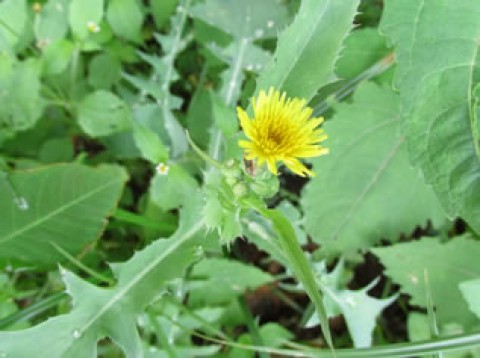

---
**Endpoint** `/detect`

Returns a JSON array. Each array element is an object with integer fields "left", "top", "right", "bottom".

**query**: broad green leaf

[
  {"left": 380, "top": 0, "right": 480, "bottom": 230},
  {"left": 69, "top": 0, "right": 104, "bottom": 40},
  {"left": 77, "top": 90, "right": 132, "bottom": 137},
  {"left": 460, "top": 279, "right": 480, "bottom": 320},
  {"left": 0, "top": 164, "right": 127, "bottom": 267},
  {"left": 0, "top": 0, "right": 27, "bottom": 52},
  {"left": 255, "top": 0, "right": 360, "bottom": 101},
  {"left": 189, "top": 258, "right": 273, "bottom": 306},
  {"left": 0, "top": 195, "right": 206, "bottom": 356},
  {"left": 0, "top": 57, "right": 43, "bottom": 142},
  {"left": 106, "top": 0, "right": 144, "bottom": 43},
  {"left": 372, "top": 236, "right": 480, "bottom": 328},
  {"left": 302, "top": 83, "right": 444, "bottom": 256}
]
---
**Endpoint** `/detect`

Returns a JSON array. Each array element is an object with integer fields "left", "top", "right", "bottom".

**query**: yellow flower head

[{"left": 237, "top": 87, "right": 329, "bottom": 177}]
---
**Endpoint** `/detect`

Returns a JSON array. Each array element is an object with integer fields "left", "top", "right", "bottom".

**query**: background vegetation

[{"left": 1, "top": 0, "right": 480, "bottom": 357}]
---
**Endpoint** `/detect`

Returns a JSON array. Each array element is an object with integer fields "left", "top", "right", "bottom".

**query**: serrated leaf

[
  {"left": 372, "top": 236, "right": 480, "bottom": 327},
  {"left": 380, "top": 0, "right": 480, "bottom": 230},
  {"left": 306, "top": 261, "right": 397, "bottom": 348},
  {"left": 0, "top": 164, "right": 127, "bottom": 267},
  {"left": 255, "top": 0, "right": 360, "bottom": 101},
  {"left": 302, "top": 83, "right": 444, "bottom": 256},
  {"left": 0, "top": 195, "right": 206, "bottom": 356},
  {"left": 77, "top": 90, "right": 132, "bottom": 137}
]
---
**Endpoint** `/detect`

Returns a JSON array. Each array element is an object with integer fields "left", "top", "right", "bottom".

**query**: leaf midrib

[{"left": 0, "top": 177, "right": 123, "bottom": 245}]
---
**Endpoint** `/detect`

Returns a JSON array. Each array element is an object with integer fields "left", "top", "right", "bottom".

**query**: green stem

[
  {"left": 147, "top": 308, "right": 179, "bottom": 358},
  {"left": 245, "top": 198, "right": 335, "bottom": 352},
  {"left": 50, "top": 242, "right": 115, "bottom": 285},
  {"left": 0, "top": 292, "right": 68, "bottom": 330}
]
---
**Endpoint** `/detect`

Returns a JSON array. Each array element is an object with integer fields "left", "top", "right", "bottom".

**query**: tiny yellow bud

[{"left": 32, "top": 2, "right": 42, "bottom": 13}]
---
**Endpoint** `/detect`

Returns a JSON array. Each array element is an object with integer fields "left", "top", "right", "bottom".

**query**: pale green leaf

[
  {"left": 0, "top": 0, "right": 27, "bottom": 52},
  {"left": 69, "top": 0, "right": 104, "bottom": 39},
  {"left": 0, "top": 164, "right": 127, "bottom": 267},
  {"left": 0, "top": 57, "right": 43, "bottom": 142},
  {"left": 41, "top": 39, "right": 75, "bottom": 75},
  {"left": 35, "top": 0, "right": 69, "bottom": 43},
  {"left": 190, "top": 0, "right": 288, "bottom": 41},
  {"left": 0, "top": 196, "right": 206, "bottom": 356},
  {"left": 106, "top": 0, "right": 144, "bottom": 43},
  {"left": 380, "top": 0, "right": 480, "bottom": 230},
  {"left": 306, "top": 261, "right": 397, "bottom": 348},
  {"left": 460, "top": 279, "right": 480, "bottom": 319},
  {"left": 132, "top": 122, "right": 169, "bottom": 164},
  {"left": 372, "top": 236, "right": 480, "bottom": 327},
  {"left": 302, "top": 83, "right": 444, "bottom": 256},
  {"left": 77, "top": 90, "right": 132, "bottom": 137},
  {"left": 255, "top": 0, "right": 360, "bottom": 101}
]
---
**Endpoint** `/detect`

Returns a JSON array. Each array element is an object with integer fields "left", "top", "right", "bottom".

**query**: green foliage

[
  {"left": 255, "top": 0, "right": 360, "bottom": 101},
  {"left": 303, "top": 83, "right": 444, "bottom": 256},
  {"left": 373, "top": 236, "right": 480, "bottom": 328},
  {"left": 0, "top": 164, "right": 127, "bottom": 267},
  {"left": 0, "top": 195, "right": 205, "bottom": 356},
  {"left": 77, "top": 90, "right": 132, "bottom": 137},
  {"left": 2, "top": 0, "right": 480, "bottom": 357},
  {"left": 306, "top": 260, "right": 397, "bottom": 348},
  {"left": 381, "top": 0, "right": 480, "bottom": 231}
]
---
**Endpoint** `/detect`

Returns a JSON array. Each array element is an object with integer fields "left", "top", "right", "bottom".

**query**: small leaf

[
  {"left": 149, "top": 164, "right": 198, "bottom": 211},
  {"left": 106, "top": 0, "right": 144, "bottom": 43},
  {"left": 69, "top": 0, "right": 104, "bottom": 40},
  {"left": 77, "top": 90, "right": 132, "bottom": 137}
]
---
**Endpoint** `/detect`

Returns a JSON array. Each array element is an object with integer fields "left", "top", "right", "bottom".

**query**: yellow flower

[{"left": 237, "top": 87, "right": 329, "bottom": 177}]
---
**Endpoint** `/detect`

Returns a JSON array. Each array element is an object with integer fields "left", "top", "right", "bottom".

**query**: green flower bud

[
  {"left": 250, "top": 175, "right": 279, "bottom": 198},
  {"left": 232, "top": 182, "right": 248, "bottom": 199}
]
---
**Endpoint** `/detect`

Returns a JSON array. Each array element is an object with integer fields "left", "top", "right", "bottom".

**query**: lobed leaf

[
  {"left": 0, "top": 195, "right": 206, "bottom": 356},
  {"left": 255, "top": 0, "right": 360, "bottom": 101}
]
